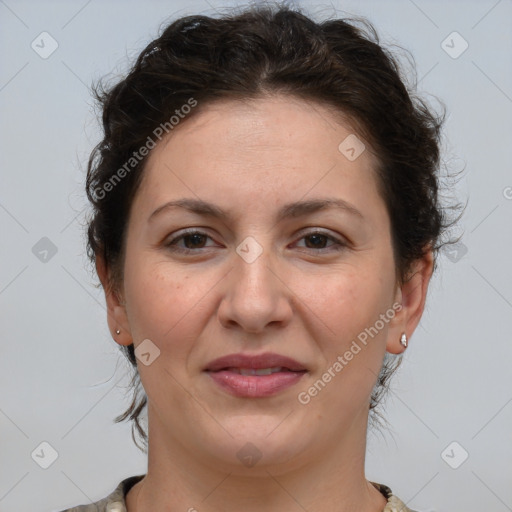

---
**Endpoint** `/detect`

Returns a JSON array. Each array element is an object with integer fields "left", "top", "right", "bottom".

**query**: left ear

[{"left": 386, "top": 248, "right": 434, "bottom": 354}]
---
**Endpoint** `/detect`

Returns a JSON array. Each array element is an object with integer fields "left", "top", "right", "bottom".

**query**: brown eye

[
  {"left": 304, "top": 233, "right": 330, "bottom": 249},
  {"left": 181, "top": 233, "right": 208, "bottom": 249},
  {"left": 295, "top": 231, "right": 346, "bottom": 253},
  {"left": 166, "top": 230, "right": 215, "bottom": 253}
]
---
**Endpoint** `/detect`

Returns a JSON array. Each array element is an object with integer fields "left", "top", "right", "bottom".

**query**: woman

[{"left": 61, "top": 3, "right": 453, "bottom": 511}]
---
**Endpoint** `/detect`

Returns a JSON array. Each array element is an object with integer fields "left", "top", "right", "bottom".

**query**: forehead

[
  {"left": 156, "top": 95, "right": 366, "bottom": 159},
  {"left": 133, "top": 95, "right": 382, "bottom": 218}
]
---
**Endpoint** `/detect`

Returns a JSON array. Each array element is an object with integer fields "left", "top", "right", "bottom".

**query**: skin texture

[{"left": 96, "top": 95, "right": 433, "bottom": 511}]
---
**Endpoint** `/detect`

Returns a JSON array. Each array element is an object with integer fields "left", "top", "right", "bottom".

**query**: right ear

[{"left": 95, "top": 253, "right": 133, "bottom": 346}]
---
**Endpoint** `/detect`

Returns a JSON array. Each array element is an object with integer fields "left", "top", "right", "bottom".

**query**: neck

[{"left": 126, "top": 405, "right": 387, "bottom": 512}]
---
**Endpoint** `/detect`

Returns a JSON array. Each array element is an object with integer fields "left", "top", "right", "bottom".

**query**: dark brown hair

[{"left": 85, "top": 2, "right": 458, "bottom": 452}]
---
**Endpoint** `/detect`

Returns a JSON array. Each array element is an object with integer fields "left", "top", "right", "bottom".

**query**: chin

[{"left": 197, "top": 415, "right": 314, "bottom": 473}]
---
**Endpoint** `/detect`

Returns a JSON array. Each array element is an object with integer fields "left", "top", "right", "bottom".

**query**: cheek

[
  {"left": 295, "top": 274, "right": 390, "bottom": 411},
  {"left": 304, "top": 265, "right": 393, "bottom": 345},
  {"left": 301, "top": 262, "right": 395, "bottom": 410},
  {"left": 124, "top": 258, "right": 206, "bottom": 356},
  {"left": 123, "top": 261, "right": 211, "bottom": 406}
]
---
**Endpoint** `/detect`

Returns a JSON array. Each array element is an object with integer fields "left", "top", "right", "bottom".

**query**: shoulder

[
  {"left": 57, "top": 476, "right": 418, "bottom": 511},
  {"left": 55, "top": 475, "right": 144, "bottom": 512},
  {"left": 370, "top": 481, "right": 421, "bottom": 512}
]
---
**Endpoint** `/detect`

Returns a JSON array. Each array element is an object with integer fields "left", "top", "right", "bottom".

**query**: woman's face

[{"left": 107, "top": 95, "right": 425, "bottom": 474}]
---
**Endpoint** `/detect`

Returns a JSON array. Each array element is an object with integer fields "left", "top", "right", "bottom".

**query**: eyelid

[{"left": 294, "top": 226, "right": 346, "bottom": 242}]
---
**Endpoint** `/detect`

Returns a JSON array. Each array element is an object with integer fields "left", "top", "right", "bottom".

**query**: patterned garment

[{"left": 56, "top": 475, "right": 417, "bottom": 511}]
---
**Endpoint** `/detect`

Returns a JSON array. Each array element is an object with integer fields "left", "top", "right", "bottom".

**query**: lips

[
  {"left": 204, "top": 352, "right": 307, "bottom": 373},
  {"left": 204, "top": 352, "right": 307, "bottom": 398}
]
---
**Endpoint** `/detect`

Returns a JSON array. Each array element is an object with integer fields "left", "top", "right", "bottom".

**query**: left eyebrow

[{"left": 148, "top": 197, "right": 365, "bottom": 223}]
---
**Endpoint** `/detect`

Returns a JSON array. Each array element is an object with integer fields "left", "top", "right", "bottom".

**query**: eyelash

[{"left": 165, "top": 229, "right": 347, "bottom": 255}]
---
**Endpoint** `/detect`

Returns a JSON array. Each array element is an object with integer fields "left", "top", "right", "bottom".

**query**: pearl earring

[
  {"left": 115, "top": 329, "right": 121, "bottom": 335},
  {"left": 400, "top": 333, "right": 408, "bottom": 348}
]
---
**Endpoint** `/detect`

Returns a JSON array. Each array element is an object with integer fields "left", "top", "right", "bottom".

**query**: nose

[{"left": 217, "top": 243, "right": 293, "bottom": 334}]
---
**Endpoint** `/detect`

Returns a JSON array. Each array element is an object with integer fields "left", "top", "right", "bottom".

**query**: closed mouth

[{"left": 214, "top": 367, "right": 305, "bottom": 375}]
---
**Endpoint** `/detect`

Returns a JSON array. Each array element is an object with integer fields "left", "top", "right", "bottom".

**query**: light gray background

[{"left": 1, "top": 0, "right": 511, "bottom": 511}]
